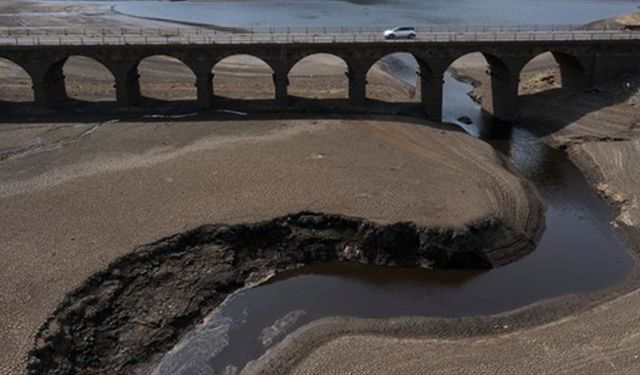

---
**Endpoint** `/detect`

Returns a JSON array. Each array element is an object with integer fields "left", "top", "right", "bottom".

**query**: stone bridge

[{"left": 1, "top": 30, "right": 639, "bottom": 121}]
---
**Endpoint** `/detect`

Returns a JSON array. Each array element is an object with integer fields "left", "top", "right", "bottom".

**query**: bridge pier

[
  {"left": 110, "top": 62, "right": 141, "bottom": 107},
  {"left": 420, "top": 71, "right": 444, "bottom": 122},
  {"left": 196, "top": 73, "right": 213, "bottom": 110},
  {"left": 485, "top": 71, "right": 521, "bottom": 122},
  {"left": 347, "top": 66, "right": 367, "bottom": 105},
  {"left": 27, "top": 60, "right": 67, "bottom": 108},
  {"left": 32, "top": 75, "right": 66, "bottom": 108},
  {"left": 115, "top": 77, "right": 141, "bottom": 107},
  {"left": 273, "top": 71, "right": 289, "bottom": 106},
  {"left": 558, "top": 60, "right": 590, "bottom": 92}
]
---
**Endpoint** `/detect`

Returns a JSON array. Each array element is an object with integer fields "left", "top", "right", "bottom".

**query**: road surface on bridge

[{"left": 0, "top": 28, "right": 639, "bottom": 46}]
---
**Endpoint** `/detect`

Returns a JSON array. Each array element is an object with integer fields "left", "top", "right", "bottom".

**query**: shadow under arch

[
  {"left": 287, "top": 53, "right": 350, "bottom": 99},
  {"left": 0, "top": 56, "right": 34, "bottom": 107},
  {"left": 212, "top": 54, "right": 275, "bottom": 100},
  {"left": 136, "top": 54, "right": 197, "bottom": 103},
  {"left": 365, "top": 52, "right": 421, "bottom": 103}
]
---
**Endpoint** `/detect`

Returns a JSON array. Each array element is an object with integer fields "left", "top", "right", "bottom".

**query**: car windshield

[{"left": 395, "top": 27, "right": 414, "bottom": 31}]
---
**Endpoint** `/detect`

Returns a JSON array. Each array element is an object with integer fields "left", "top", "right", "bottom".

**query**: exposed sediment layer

[{"left": 27, "top": 210, "right": 542, "bottom": 375}]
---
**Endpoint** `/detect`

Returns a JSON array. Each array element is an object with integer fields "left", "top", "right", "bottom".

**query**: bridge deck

[{"left": 0, "top": 28, "right": 639, "bottom": 46}]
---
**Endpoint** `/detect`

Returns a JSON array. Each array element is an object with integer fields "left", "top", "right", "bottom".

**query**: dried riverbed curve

[{"left": 27, "top": 210, "right": 543, "bottom": 375}]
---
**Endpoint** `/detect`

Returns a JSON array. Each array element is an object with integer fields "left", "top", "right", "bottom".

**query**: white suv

[{"left": 384, "top": 27, "right": 417, "bottom": 40}]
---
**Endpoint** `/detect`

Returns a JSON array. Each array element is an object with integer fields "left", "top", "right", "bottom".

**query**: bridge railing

[
  {"left": 0, "top": 23, "right": 628, "bottom": 38},
  {"left": 0, "top": 29, "right": 638, "bottom": 46}
]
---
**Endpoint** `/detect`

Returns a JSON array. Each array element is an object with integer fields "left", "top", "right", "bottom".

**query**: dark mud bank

[{"left": 27, "top": 211, "right": 541, "bottom": 375}]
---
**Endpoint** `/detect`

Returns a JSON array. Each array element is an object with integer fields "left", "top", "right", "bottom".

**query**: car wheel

[
  {"left": 409, "top": 34, "right": 416, "bottom": 39},
  {"left": 387, "top": 34, "right": 395, "bottom": 39}
]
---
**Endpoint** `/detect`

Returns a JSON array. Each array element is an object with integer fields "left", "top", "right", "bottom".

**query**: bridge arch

[
  {"left": 28, "top": 55, "right": 116, "bottom": 107},
  {"left": 60, "top": 56, "right": 116, "bottom": 103},
  {"left": 212, "top": 54, "right": 275, "bottom": 100},
  {"left": 0, "top": 57, "right": 34, "bottom": 104},
  {"left": 443, "top": 52, "right": 515, "bottom": 122},
  {"left": 519, "top": 51, "right": 587, "bottom": 95},
  {"left": 136, "top": 54, "right": 197, "bottom": 102},
  {"left": 365, "top": 52, "right": 421, "bottom": 103},
  {"left": 287, "top": 53, "right": 350, "bottom": 99}
]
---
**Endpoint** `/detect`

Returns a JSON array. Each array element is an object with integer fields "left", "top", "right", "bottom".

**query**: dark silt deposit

[{"left": 27, "top": 212, "right": 540, "bottom": 375}]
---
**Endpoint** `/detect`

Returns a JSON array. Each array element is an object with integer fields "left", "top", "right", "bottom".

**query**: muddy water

[{"left": 154, "top": 74, "right": 635, "bottom": 373}]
